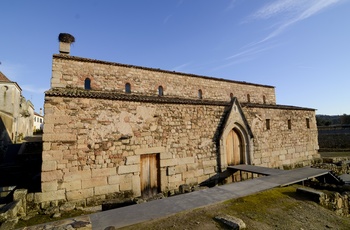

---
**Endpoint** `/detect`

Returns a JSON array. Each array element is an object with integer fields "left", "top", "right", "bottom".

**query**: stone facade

[{"left": 37, "top": 40, "right": 320, "bottom": 208}]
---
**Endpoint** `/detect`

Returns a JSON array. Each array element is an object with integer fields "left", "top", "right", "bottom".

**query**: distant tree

[
  {"left": 316, "top": 115, "right": 332, "bottom": 126},
  {"left": 340, "top": 114, "right": 350, "bottom": 125}
]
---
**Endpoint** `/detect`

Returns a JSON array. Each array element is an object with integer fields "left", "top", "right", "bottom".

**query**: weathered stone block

[
  {"left": 43, "top": 133, "right": 76, "bottom": 142},
  {"left": 107, "top": 175, "right": 120, "bottom": 185},
  {"left": 82, "top": 177, "right": 107, "bottom": 189},
  {"left": 169, "top": 174, "right": 182, "bottom": 183},
  {"left": 42, "top": 170, "right": 63, "bottom": 182},
  {"left": 61, "top": 180, "right": 82, "bottom": 191},
  {"left": 120, "top": 181, "right": 132, "bottom": 191},
  {"left": 161, "top": 158, "right": 177, "bottom": 167},
  {"left": 94, "top": 185, "right": 120, "bottom": 196},
  {"left": 63, "top": 170, "right": 91, "bottom": 182},
  {"left": 178, "top": 157, "right": 194, "bottom": 165},
  {"left": 187, "top": 163, "right": 199, "bottom": 171},
  {"left": 42, "top": 160, "right": 57, "bottom": 172},
  {"left": 215, "top": 214, "right": 246, "bottom": 229},
  {"left": 185, "top": 177, "right": 198, "bottom": 185},
  {"left": 42, "top": 181, "right": 58, "bottom": 192},
  {"left": 167, "top": 166, "right": 176, "bottom": 176},
  {"left": 118, "top": 165, "right": 139, "bottom": 174},
  {"left": 66, "top": 188, "right": 93, "bottom": 201},
  {"left": 91, "top": 168, "right": 116, "bottom": 178},
  {"left": 160, "top": 151, "right": 172, "bottom": 160},
  {"left": 132, "top": 175, "right": 141, "bottom": 197},
  {"left": 175, "top": 164, "right": 187, "bottom": 174},
  {"left": 43, "top": 142, "right": 51, "bottom": 151},
  {"left": 34, "top": 190, "right": 66, "bottom": 203},
  {"left": 202, "top": 159, "right": 217, "bottom": 167},
  {"left": 204, "top": 167, "right": 215, "bottom": 175},
  {"left": 126, "top": 155, "right": 139, "bottom": 165},
  {"left": 42, "top": 151, "right": 63, "bottom": 161}
]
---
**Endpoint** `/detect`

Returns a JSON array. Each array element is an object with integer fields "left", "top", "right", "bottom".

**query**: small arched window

[
  {"left": 198, "top": 89, "right": 203, "bottom": 99},
  {"left": 84, "top": 78, "right": 91, "bottom": 90},
  {"left": 125, "top": 83, "right": 131, "bottom": 93},
  {"left": 263, "top": 95, "right": 266, "bottom": 104},
  {"left": 158, "top": 86, "right": 164, "bottom": 96},
  {"left": 247, "top": 94, "right": 251, "bottom": 103},
  {"left": 230, "top": 93, "right": 234, "bottom": 100}
]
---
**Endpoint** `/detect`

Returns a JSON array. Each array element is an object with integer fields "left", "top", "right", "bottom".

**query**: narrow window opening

[
  {"left": 306, "top": 118, "right": 310, "bottom": 129},
  {"left": 198, "top": 89, "right": 203, "bottom": 99},
  {"left": 230, "top": 93, "right": 233, "bottom": 100},
  {"left": 266, "top": 119, "right": 270, "bottom": 130},
  {"left": 158, "top": 86, "right": 164, "bottom": 96},
  {"left": 288, "top": 119, "right": 292, "bottom": 130},
  {"left": 263, "top": 95, "right": 266, "bottom": 104},
  {"left": 84, "top": 78, "right": 91, "bottom": 90},
  {"left": 247, "top": 94, "right": 251, "bottom": 103},
  {"left": 125, "top": 83, "right": 131, "bottom": 93}
]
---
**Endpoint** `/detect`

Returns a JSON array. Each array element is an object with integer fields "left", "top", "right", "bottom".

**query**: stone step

[{"left": 0, "top": 186, "right": 16, "bottom": 198}]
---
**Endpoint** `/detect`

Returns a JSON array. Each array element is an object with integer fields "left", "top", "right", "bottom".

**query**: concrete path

[
  {"left": 89, "top": 179, "right": 278, "bottom": 229},
  {"left": 89, "top": 166, "right": 330, "bottom": 229}
]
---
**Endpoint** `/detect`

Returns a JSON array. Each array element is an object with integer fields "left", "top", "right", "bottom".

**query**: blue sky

[{"left": 1, "top": 0, "right": 349, "bottom": 115}]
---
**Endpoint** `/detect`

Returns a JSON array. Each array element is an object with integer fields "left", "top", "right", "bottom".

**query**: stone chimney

[
  {"left": 39, "top": 108, "right": 43, "bottom": 115},
  {"left": 58, "top": 33, "right": 75, "bottom": 55}
]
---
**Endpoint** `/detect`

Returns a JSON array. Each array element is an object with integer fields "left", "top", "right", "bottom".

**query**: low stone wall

[
  {"left": 297, "top": 187, "right": 350, "bottom": 217},
  {"left": 0, "top": 189, "right": 27, "bottom": 229}
]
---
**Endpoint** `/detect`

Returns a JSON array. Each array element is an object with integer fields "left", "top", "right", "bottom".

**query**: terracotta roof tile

[
  {"left": 0, "top": 71, "right": 11, "bottom": 82},
  {"left": 45, "top": 88, "right": 230, "bottom": 106},
  {"left": 45, "top": 88, "right": 315, "bottom": 111}
]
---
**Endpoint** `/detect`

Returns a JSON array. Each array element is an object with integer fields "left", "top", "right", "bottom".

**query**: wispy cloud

[
  {"left": 21, "top": 85, "right": 47, "bottom": 94},
  {"left": 215, "top": 42, "right": 282, "bottom": 70},
  {"left": 249, "top": 0, "right": 343, "bottom": 44},
  {"left": 171, "top": 62, "right": 191, "bottom": 72},
  {"left": 163, "top": 14, "right": 172, "bottom": 24},
  {"left": 226, "top": 0, "right": 237, "bottom": 11},
  {"left": 218, "top": 0, "right": 344, "bottom": 69}
]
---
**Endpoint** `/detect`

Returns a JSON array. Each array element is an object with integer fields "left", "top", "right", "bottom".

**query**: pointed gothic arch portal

[{"left": 226, "top": 128, "right": 245, "bottom": 165}]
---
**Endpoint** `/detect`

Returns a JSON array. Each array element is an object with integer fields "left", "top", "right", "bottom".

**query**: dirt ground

[{"left": 120, "top": 186, "right": 350, "bottom": 230}]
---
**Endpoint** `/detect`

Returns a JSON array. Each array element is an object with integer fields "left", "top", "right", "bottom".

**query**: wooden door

[
  {"left": 226, "top": 129, "right": 244, "bottom": 165},
  {"left": 140, "top": 154, "right": 160, "bottom": 198}
]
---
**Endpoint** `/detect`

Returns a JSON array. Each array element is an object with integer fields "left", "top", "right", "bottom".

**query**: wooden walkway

[{"left": 228, "top": 165, "right": 331, "bottom": 186}]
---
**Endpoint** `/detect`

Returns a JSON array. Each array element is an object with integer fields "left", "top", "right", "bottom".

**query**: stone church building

[{"left": 37, "top": 35, "right": 319, "bottom": 207}]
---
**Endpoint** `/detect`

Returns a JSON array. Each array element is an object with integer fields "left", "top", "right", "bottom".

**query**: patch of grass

[
  {"left": 223, "top": 186, "right": 299, "bottom": 221},
  {"left": 320, "top": 152, "right": 350, "bottom": 157},
  {"left": 15, "top": 210, "right": 91, "bottom": 228}
]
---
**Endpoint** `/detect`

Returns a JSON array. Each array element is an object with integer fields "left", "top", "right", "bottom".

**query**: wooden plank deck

[{"left": 228, "top": 165, "right": 330, "bottom": 187}]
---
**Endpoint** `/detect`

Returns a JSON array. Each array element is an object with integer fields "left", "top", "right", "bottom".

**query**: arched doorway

[{"left": 226, "top": 128, "right": 244, "bottom": 165}]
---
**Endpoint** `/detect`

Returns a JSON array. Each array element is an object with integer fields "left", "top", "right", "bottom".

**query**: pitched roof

[
  {"left": 45, "top": 88, "right": 316, "bottom": 111},
  {"left": 0, "top": 71, "right": 11, "bottom": 82}
]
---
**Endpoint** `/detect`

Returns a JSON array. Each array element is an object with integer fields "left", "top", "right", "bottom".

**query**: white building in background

[
  {"left": 0, "top": 71, "right": 34, "bottom": 143},
  {"left": 33, "top": 109, "right": 44, "bottom": 131}
]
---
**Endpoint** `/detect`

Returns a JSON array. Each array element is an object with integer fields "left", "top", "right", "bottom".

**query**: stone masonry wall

[
  {"left": 242, "top": 106, "right": 320, "bottom": 168},
  {"left": 38, "top": 52, "right": 320, "bottom": 207},
  {"left": 51, "top": 55, "right": 276, "bottom": 105},
  {"left": 38, "top": 96, "right": 225, "bottom": 206}
]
